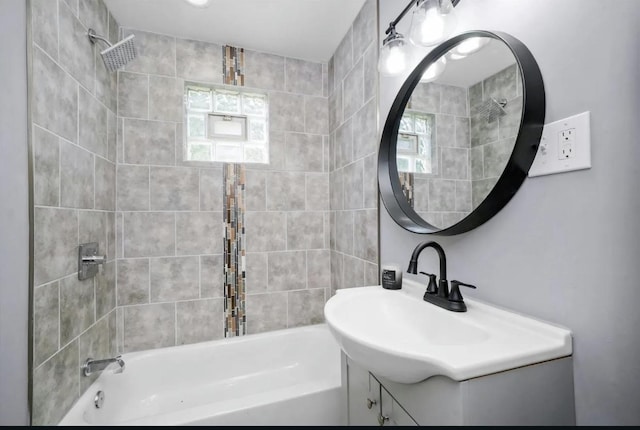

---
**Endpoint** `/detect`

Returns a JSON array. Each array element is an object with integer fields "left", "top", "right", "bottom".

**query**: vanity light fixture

[
  {"left": 379, "top": 0, "right": 461, "bottom": 77},
  {"left": 420, "top": 56, "right": 446, "bottom": 82},
  {"left": 183, "top": 0, "right": 211, "bottom": 7}
]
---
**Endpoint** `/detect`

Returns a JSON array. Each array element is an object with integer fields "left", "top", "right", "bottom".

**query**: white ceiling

[
  {"left": 435, "top": 38, "right": 517, "bottom": 88},
  {"left": 103, "top": 0, "right": 367, "bottom": 62}
]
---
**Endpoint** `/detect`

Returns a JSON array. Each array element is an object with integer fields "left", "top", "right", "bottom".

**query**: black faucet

[{"left": 407, "top": 241, "right": 476, "bottom": 312}]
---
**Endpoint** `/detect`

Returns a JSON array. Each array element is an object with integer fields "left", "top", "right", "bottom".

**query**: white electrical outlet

[{"left": 529, "top": 112, "right": 591, "bottom": 177}]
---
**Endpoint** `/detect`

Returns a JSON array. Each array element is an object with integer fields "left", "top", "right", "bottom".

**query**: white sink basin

[{"left": 324, "top": 279, "right": 572, "bottom": 384}]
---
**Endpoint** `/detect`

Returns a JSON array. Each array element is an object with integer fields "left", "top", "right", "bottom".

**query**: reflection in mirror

[{"left": 396, "top": 37, "right": 523, "bottom": 230}]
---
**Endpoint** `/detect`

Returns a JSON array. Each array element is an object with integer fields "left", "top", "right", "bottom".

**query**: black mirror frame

[{"left": 378, "top": 30, "right": 546, "bottom": 235}]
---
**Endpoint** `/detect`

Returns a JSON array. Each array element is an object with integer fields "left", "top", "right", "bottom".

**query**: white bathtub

[{"left": 59, "top": 324, "right": 345, "bottom": 426}]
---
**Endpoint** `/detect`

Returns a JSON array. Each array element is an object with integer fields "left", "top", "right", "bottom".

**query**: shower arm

[{"left": 88, "top": 28, "right": 113, "bottom": 48}]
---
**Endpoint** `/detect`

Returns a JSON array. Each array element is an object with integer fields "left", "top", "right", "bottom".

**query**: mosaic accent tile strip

[
  {"left": 399, "top": 172, "right": 415, "bottom": 207},
  {"left": 223, "top": 163, "right": 246, "bottom": 337},
  {"left": 223, "top": 45, "right": 245, "bottom": 86}
]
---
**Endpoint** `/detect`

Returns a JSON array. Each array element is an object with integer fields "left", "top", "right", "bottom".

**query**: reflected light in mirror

[
  {"left": 420, "top": 56, "right": 447, "bottom": 83},
  {"left": 379, "top": 36, "right": 408, "bottom": 76},
  {"left": 447, "top": 37, "right": 490, "bottom": 60},
  {"left": 409, "top": 0, "right": 458, "bottom": 47},
  {"left": 183, "top": 0, "right": 211, "bottom": 7}
]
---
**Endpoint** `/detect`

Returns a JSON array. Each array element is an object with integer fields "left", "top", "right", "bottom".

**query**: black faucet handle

[
  {"left": 449, "top": 280, "right": 477, "bottom": 302},
  {"left": 419, "top": 271, "right": 438, "bottom": 295}
]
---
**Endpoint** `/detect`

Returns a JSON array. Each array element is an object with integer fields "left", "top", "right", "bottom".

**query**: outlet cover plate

[{"left": 529, "top": 111, "right": 591, "bottom": 177}]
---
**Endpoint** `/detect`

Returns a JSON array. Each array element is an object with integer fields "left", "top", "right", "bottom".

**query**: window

[
  {"left": 396, "top": 111, "right": 435, "bottom": 174},
  {"left": 184, "top": 84, "right": 269, "bottom": 163}
]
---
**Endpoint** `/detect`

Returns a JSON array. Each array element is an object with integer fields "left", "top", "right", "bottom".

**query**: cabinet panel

[
  {"left": 381, "top": 385, "right": 418, "bottom": 426},
  {"left": 347, "top": 362, "right": 379, "bottom": 425}
]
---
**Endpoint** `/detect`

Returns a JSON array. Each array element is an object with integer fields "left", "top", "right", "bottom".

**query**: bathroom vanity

[
  {"left": 325, "top": 280, "right": 576, "bottom": 426},
  {"left": 343, "top": 355, "right": 575, "bottom": 426}
]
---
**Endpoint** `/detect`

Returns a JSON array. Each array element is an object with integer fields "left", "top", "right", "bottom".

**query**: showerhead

[
  {"left": 479, "top": 97, "right": 507, "bottom": 124},
  {"left": 88, "top": 29, "right": 137, "bottom": 72}
]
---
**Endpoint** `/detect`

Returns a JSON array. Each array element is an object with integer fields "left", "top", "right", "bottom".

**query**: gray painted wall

[
  {"left": 0, "top": 0, "right": 30, "bottom": 425},
  {"left": 379, "top": 0, "right": 640, "bottom": 425}
]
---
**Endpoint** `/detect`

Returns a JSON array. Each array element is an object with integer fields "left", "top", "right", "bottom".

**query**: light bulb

[
  {"left": 183, "top": 0, "right": 211, "bottom": 7},
  {"left": 447, "top": 37, "right": 490, "bottom": 60},
  {"left": 409, "top": 0, "right": 458, "bottom": 48},
  {"left": 420, "top": 56, "right": 447, "bottom": 83},
  {"left": 378, "top": 34, "right": 408, "bottom": 77}
]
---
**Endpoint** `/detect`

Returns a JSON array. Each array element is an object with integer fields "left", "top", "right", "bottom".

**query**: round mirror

[{"left": 379, "top": 31, "right": 545, "bottom": 235}]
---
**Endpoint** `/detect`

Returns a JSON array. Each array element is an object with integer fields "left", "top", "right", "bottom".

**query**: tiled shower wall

[
  {"left": 30, "top": 0, "right": 119, "bottom": 425},
  {"left": 406, "top": 81, "right": 472, "bottom": 228},
  {"left": 329, "top": 0, "right": 379, "bottom": 291},
  {"left": 469, "top": 63, "right": 522, "bottom": 207},
  {"left": 114, "top": 29, "right": 331, "bottom": 351}
]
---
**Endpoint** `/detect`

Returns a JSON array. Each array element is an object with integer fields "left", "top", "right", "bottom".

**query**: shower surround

[{"left": 29, "top": 0, "right": 378, "bottom": 425}]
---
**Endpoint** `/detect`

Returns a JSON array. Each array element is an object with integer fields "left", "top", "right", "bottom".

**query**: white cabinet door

[
  {"left": 347, "top": 362, "right": 380, "bottom": 425},
  {"left": 380, "top": 385, "right": 418, "bottom": 426}
]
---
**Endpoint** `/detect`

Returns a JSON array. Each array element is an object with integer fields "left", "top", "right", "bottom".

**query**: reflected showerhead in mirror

[
  {"left": 88, "top": 29, "right": 137, "bottom": 72},
  {"left": 479, "top": 97, "right": 508, "bottom": 123}
]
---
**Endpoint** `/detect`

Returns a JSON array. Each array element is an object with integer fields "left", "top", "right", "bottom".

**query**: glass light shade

[
  {"left": 447, "top": 37, "right": 490, "bottom": 60},
  {"left": 378, "top": 36, "right": 409, "bottom": 77},
  {"left": 420, "top": 56, "right": 447, "bottom": 83},
  {"left": 183, "top": 0, "right": 210, "bottom": 7},
  {"left": 409, "top": 0, "right": 458, "bottom": 48}
]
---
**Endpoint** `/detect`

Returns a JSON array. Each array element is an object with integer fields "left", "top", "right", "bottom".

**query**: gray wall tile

[
  {"left": 199, "top": 168, "right": 223, "bottom": 211},
  {"left": 353, "top": 99, "right": 377, "bottom": 160},
  {"left": 96, "top": 51, "right": 118, "bottom": 113},
  {"left": 441, "top": 147, "right": 469, "bottom": 180},
  {"left": 123, "top": 303, "right": 176, "bottom": 352},
  {"left": 176, "top": 212, "right": 221, "bottom": 255},
  {"left": 285, "top": 58, "right": 323, "bottom": 96},
  {"left": 364, "top": 262, "right": 379, "bottom": 286},
  {"left": 352, "top": 0, "right": 377, "bottom": 59},
  {"left": 60, "top": 275, "right": 95, "bottom": 345},
  {"left": 307, "top": 250, "right": 331, "bottom": 289},
  {"left": 286, "top": 211, "right": 324, "bottom": 250},
  {"left": 78, "top": 210, "right": 106, "bottom": 258},
  {"left": 343, "top": 255, "right": 364, "bottom": 288},
  {"left": 499, "top": 96, "right": 523, "bottom": 139},
  {"left": 95, "top": 157, "right": 115, "bottom": 211},
  {"left": 469, "top": 81, "right": 483, "bottom": 109},
  {"left": 329, "top": 86, "right": 342, "bottom": 131},
  {"left": 34, "top": 207, "right": 77, "bottom": 286},
  {"left": 285, "top": 132, "right": 323, "bottom": 172},
  {"left": 269, "top": 91, "right": 304, "bottom": 132},
  {"left": 484, "top": 137, "right": 514, "bottom": 178},
  {"left": 267, "top": 251, "right": 306, "bottom": 291},
  {"left": 176, "top": 38, "right": 221, "bottom": 83},
  {"left": 335, "top": 118, "right": 353, "bottom": 168},
  {"left": 33, "top": 126, "right": 60, "bottom": 206},
  {"left": 287, "top": 289, "right": 324, "bottom": 327},
  {"left": 79, "top": 87, "right": 108, "bottom": 158},
  {"left": 118, "top": 72, "right": 148, "bottom": 119},
  {"left": 484, "top": 64, "right": 518, "bottom": 102},
  {"left": 410, "top": 82, "right": 440, "bottom": 112},
  {"left": 246, "top": 292, "right": 287, "bottom": 334},
  {"left": 442, "top": 211, "right": 466, "bottom": 227},
  {"left": 472, "top": 177, "right": 498, "bottom": 209},
  {"left": 304, "top": 96, "right": 329, "bottom": 135},
  {"left": 31, "top": 0, "right": 58, "bottom": 60},
  {"left": 363, "top": 44, "right": 377, "bottom": 103},
  {"left": 32, "top": 47, "right": 78, "bottom": 143},
  {"left": 437, "top": 114, "right": 455, "bottom": 148},
  {"left": 150, "top": 256, "right": 199, "bottom": 302},
  {"left": 200, "top": 254, "right": 223, "bottom": 298},
  {"left": 343, "top": 58, "right": 364, "bottom": 119},
  {"left": 244, "top": 50, "right": 284, "bottom": 91},
  {"left": 246, "top": 253, "right": 267, "bottom": 294},
  {"left": 106, "top": 212, "right": 116, "bottom": 261},
  {"left": 123, "top": 29, "right": 176, "bottom": 76},
  {"left": 33, "top": 282, "right": 59, "bottom": 367},
  {"left": 78, "top": 0, "right": 108, "bottom": 39},
  {"left": 470, "top": 105, "right": 499, "bottom": 147},
  {"left": 245, "top": 211, "right": 286, "bottom": 252},
  {"left": 78, "top": 316, "right": 110, "bottom": 391},
  {"left": 149, "top": 76, "right": 183, "bottom": 122},
  {"left": 429, "top": 179, "right": 456, "bottom": 211},
  {"left": 335, "top": 211, "right": 354, "bottom": 254},
  {"left": 306, "top": 173, "right": 329, "bottom": 211},
  {"left": 333, "top": 29, "right": 353, "bottom": 84},
  {"left": 117, "top": 165, "right": 149, "bottom": 211},
  {"left": 323, "top": 63, "right": 329, "bottom": 97},
  {"left": 176, "top": 299, "right": 224, "bottom": 345},
  {"left": 363, "top": 154, "right": 378, "bottom": 209},
  {"left": 330, "top": 251, "right": 343, "bottom": 293},
  {"left": 32, "top": 341, "right": 78, "bottom": 426},
  {"left": 413, "top": 178, "right": 429, "bottom": 212},
  {"left": 245, "top": 169, "right": 266, "bottom": 211},
  {"left": 455, "top": 116, "right": 471, "bottom": 148},
  {"left": 60, "top": 142, "right": 94, "bottom": 209},
  {"left": 123, "top": 212, "right": 175, "bottom": 257},
  {"left": 150, "top": 167, "right": 199, "bottom": 211},
  {"left": 470, "top": 146, "right": 483, "bottom": 180},
  {"left": 343, "top": 160, "right": 364, "bottom": 209},
  {"left": 266, "top": 171, "right": 305, "bottom": 211},
  {"left": 96, "top": 261, "right": 115, "bottom": 319},
  {"left": 455, "top": 180, "right": 472, "bottom": 212},
  {"left": 354, "top": 209, "right": 377, "bottom": 263},
  {"left": 59, "top": 1, "right": 94, "bottom": 90},
  {"left": 440, "top": 85, "right": 468, "bottom": 117},
  {"left": 117, "top": 258, "right": 149, "bottom": 306}
]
